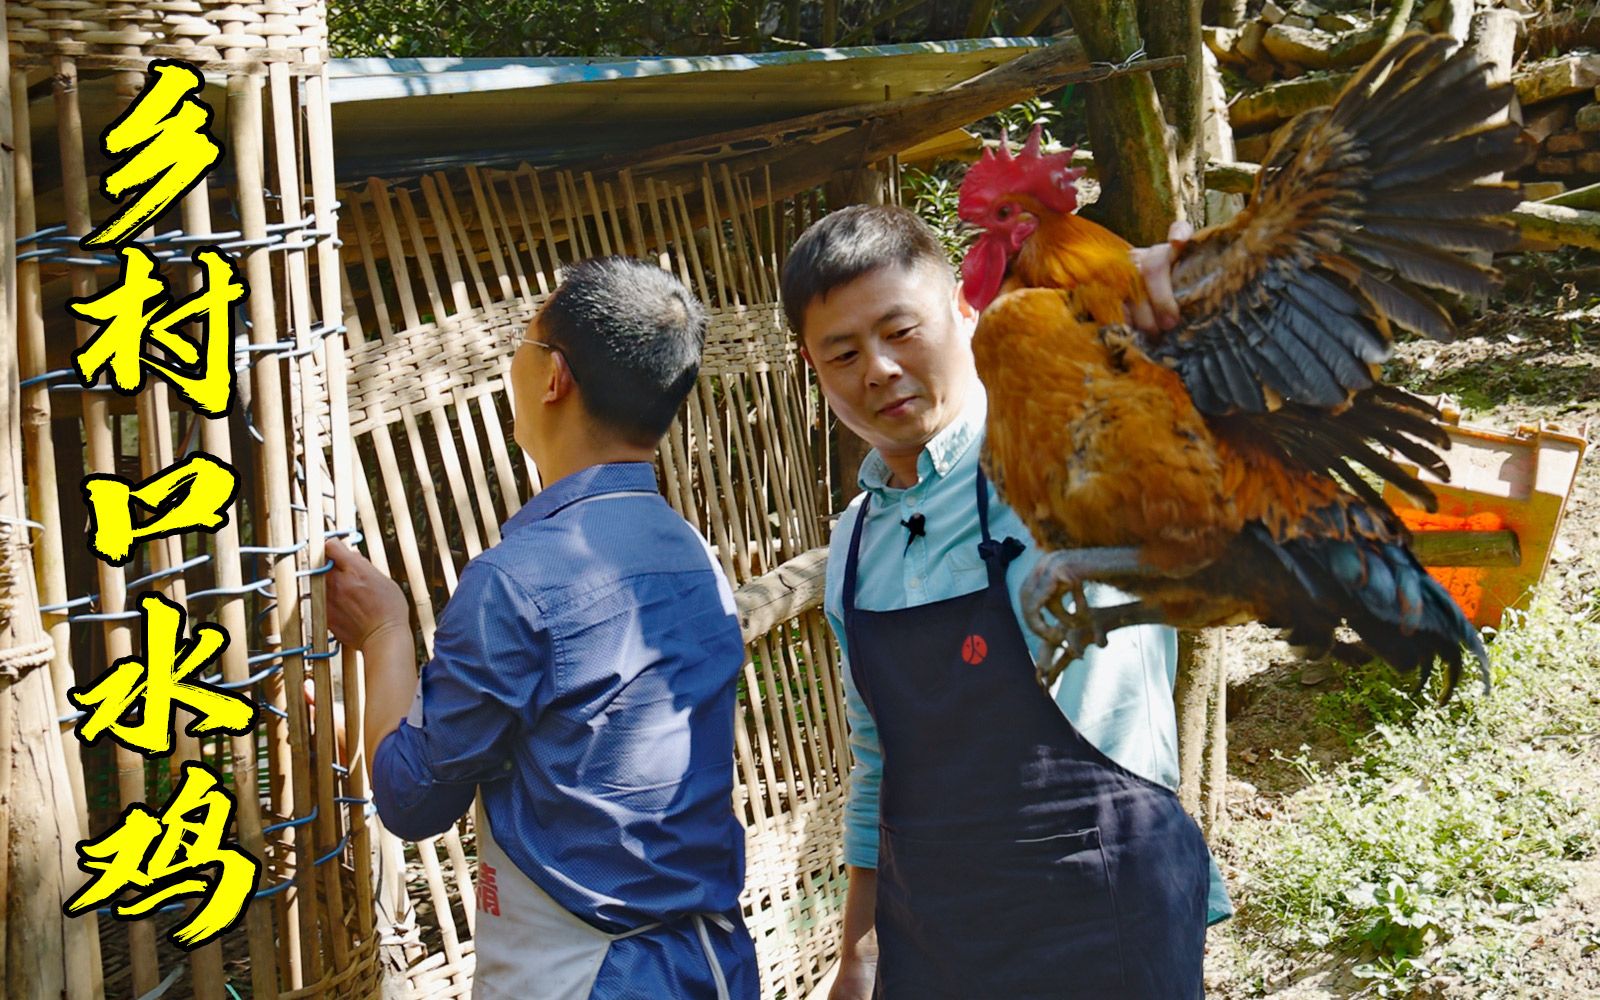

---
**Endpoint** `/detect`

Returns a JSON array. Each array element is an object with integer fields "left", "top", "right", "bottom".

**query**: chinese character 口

[
  {"left": 64, "top": 760, "right": 261, "bottom": 948},
  {"left": 82, "top": 453, "right": 239, "bottom": 566}
]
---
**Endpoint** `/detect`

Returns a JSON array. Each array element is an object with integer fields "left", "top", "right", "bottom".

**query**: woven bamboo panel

[
  {"left": 8, "top": 2, "right": 377, "bottom": 997},
  {"left": 7, "top": 0, "right": 327, "bottom": 71},
  {"left": 338, "top": 161, "right": 850, "bottom": 998}
]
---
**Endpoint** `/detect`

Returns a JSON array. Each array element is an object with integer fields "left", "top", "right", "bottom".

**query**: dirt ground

[{"left": 1204, "top": 251, "right": 1600, "bottom": 998}]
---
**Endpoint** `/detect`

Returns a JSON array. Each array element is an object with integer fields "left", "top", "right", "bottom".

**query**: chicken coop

[{"left": 2, "top": 3, "right": 1136, "bottom": 996}]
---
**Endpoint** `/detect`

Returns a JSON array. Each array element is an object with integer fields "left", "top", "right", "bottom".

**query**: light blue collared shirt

[{"left": 823, "top": 388, "right": 1232, "bottom": 924}]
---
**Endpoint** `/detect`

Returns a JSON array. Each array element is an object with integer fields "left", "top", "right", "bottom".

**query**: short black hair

[
  {"left": 780, "top": 204, "right": 951, "bottom": 343},
  {"left": 538, "top": 256, "right": 707, "bottom": 444}
]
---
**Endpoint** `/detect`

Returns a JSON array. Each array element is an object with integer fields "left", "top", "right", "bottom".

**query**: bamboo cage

[
  {"left": 7, "top": 2, "right": 378, "bottom": 997},
  {"left": 11, "top": 2, "right": 860, "bottom": 995},
  {"left": 329, "top": 158, "right": 852, "bottom": 998}
]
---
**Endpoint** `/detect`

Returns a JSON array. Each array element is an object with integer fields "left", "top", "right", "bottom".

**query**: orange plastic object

[{"left": 1383, "top": 407, "right": 1589, "bottom": 629}]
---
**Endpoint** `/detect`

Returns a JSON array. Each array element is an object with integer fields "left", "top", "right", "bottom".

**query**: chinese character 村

[{"left": 69, "top": 245, "right": 245, "bottom": 416}]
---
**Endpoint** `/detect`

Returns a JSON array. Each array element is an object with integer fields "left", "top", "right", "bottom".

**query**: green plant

[{"left": 1222, "top": 594, "right": 1600, "bottom": 995}]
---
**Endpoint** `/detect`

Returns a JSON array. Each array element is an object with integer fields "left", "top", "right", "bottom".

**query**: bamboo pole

[
  {"left": 10, "top": 64, "right": 92, "bottom": 844},
  {"left": 230, "top": 68, "right": 320, "bottom": 988},
  {"left": 269, "top": 59, "right": 353, "bottom": 983},
  {"left": 180, "top": 179, "right": 278, "bottom": 1000},
  {"left": 53, "top": 51, "right": 157, "bottom": 996}
]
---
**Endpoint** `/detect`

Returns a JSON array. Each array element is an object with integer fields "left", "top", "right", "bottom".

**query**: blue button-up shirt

[
  {"left": 371, "top": 462, "right": 750, "bottom": 933},
  {"left": 824, "top": 389, "right": 1233, "bottom": 924}
]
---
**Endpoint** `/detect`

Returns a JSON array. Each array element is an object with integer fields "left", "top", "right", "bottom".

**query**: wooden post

[
  {"left": 1, "top": 15, "right": 97, "bottom": 996},
  {"left": 823, "top": 166, "right": 886, "bottom": 505},
  {"left": 1141, "top": 0, "right": 1207, "bottom": 224},
  {"left": 1063, "top": 0, "right": 1183, "bottom": 243}
]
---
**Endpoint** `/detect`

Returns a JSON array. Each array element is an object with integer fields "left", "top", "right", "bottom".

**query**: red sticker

[{"left": 961, "top": 634, "right": 988, "bottom": 665}]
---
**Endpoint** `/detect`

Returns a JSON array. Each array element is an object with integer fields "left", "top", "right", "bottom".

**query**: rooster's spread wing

[{"left": 1146, "top": 34, "right": 1531, "bottom": 506}]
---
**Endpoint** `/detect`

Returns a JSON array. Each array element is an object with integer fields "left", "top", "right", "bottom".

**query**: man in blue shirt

[
  {"left": 781, "top": 206, "right": 1230, "bottom": 998},
  {"left": 325, "top": 257, "right": 758, "bottom": 999}
]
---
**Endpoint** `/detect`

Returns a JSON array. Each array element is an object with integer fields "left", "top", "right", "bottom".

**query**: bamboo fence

[
  {"left": 7, "top": 2, "right": 376, "bottom": 997},
  {"left": 331, "top": 159, "right": 851, "bottom": 998},
  {"left": 11, "top": 3, "right": 856, "bottom": 997}
]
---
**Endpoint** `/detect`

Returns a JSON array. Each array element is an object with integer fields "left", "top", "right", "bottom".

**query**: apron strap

[
  {"left": 975, "top": 468, "right": 1025, "bottom": 589},
  {"left": 692, "top": 914, "right": 734, "bottom": 1000},
  {"left": 610, "top": 913, "right": 734, "bottom": 1000},
  {"left": 842, "top": 492, "right": 872, "bottom": 615}
]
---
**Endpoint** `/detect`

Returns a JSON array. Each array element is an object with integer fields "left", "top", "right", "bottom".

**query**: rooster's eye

[{"left": 997, "top": 205, "right": 1014, "bottom": 220}]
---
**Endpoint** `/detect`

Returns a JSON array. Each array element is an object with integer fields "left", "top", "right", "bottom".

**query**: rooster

[{"left": 958, "top": 33, "right": 1531, "bottom": 699}]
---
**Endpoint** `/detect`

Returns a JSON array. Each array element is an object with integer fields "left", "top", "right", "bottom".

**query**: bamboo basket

[
  {"left": 7, "top": 2, "right": 376, "bottom": 997},
  {"left": 332, "top": 160, "right": 851, "bottom": 998}
]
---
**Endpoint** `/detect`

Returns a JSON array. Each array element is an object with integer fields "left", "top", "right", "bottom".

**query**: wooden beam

[{"left": 734, "top": 547, "right": 829, "bottom": 642}]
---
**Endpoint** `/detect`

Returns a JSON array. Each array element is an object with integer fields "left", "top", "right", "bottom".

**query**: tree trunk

[
  {"left": 1215, "top": 0, "right": 1250, "bottom": 29},
  {"left": 823, "top": 167, "right": 886, "bottom": 505},
  {"left": 1, "top": 17, "right": 100, "bottom": 997},
  {"left": 1175, "top": 630, "right": 1231, "bottom": 833},
  {"left": 1063, "top": 0, "right": 1182, "bottom": 243},
  {"left": 1465, "top": 10, "right": 1519, "bottom": 279},
  {"left": 1141, "top": 0, "right": 1207, "bottom": 224},
  {"left": 1381, "top": 0, "right": 1418, "bottom": 47}
]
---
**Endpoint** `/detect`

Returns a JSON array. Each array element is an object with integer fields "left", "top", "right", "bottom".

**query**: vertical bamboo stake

[
  {"left": 450, "top": 390, "right": 501, "bottom": 546},
  {"left": 525, "top": 167, "right": 566, "bottom": 287},
  {"left": 53, "top": 51, "right": 157, "bottom": 997},
  {"left": 699, "top": 169, "right": 735, "bottom": 308},
  {"left": 137, "top": 234, "right": 226, "bottom": 997},
  {"left": 481, "top": 172, "right": 532, "bottom": 300},
  {"left": 618, "top": 170, "right": 650, "bottom": 260},
  {"left": 180, "top": 179, "right": 278, "bottom": 1000},
  {"left": 10, "top": 64, "right": 91, "bottom": 840},
  {"left": 465, "top": 166, "right": 515, "bottom": 300},
  {"left": 230, "top": 67, "right": 319, "bottom": 988},
  {"left": 397, "top": 188, "right": 447, "bottom": 326},
  {"left": 367, "top": 179, "right": 421, "bottom": 331},
  {"left": 419, "top": 175, "right": 475, "bottom": 317},
  {"left": 347, "top": 193, "right": 394, "bottom": 341},
  {"left": 436, "top": 176, "right": 493, "bottom": 307},
  {"left": 508, "top": 170, "right": 552, "bottom": 295},
  {"left": 557, "top": 172, "right": 592, "bottom": 260},
  {"left": 5, "top": 27, "right": 102, "bottom": 999},
  {"left": 668, "top": 188, "right": 714, "bottom": 310},
  {"left": 398, "top": 409, "right": 460, "bottom": 591}
]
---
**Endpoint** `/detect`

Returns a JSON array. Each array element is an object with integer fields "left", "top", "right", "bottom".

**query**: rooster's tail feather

[{"left": 1246, "top": 511, "right": 1490, "bottom": 702}]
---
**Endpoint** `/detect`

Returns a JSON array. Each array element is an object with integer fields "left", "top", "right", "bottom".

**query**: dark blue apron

[{"left": 843, "top": 471, "right": 1209, "bottom": 998}]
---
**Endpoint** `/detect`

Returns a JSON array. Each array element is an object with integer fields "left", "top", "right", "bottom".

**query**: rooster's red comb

[{"left": 958, "top": 125, "right": 1085, "bottom": 220}]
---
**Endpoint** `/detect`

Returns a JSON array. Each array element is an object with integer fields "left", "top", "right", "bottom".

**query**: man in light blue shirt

[{"left": 782, "top": 205, "right": 1230, "bottom": 998}]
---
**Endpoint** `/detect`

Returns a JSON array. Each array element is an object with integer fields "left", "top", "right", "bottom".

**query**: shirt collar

[
  {"left": 504, "top": 461, "right": 659, "bottom": 534},
  {"left": 858, "top": 386, "right": 987, "bottom": 497}
]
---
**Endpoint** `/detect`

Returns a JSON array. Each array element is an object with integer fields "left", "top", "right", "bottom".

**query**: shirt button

[{"left": 909, "top": 576, "right": 922, "bottom": 589}]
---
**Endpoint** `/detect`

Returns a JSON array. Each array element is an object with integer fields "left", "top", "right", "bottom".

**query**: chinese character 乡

[
  {"left": 69, "top": 591, "right": 255, "bottom": 757},
  {"left": 63, "top": 760, "right": 261, "bottom": 948},
  {"left": 82, "top": 60, "right": 221, "bottom": 248},
  {"left": 69, "top": 245, "right": 245, "bottom": 416}
]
